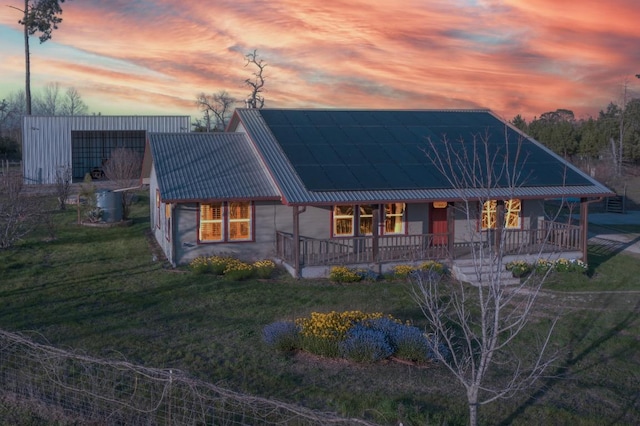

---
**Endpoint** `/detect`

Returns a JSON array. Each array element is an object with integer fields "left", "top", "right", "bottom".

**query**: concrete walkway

[{"left": 586, "top": 211, "right": 640, "bottom": 256}]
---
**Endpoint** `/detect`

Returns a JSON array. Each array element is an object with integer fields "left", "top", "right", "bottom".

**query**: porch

[{"left": 275, "top": 220, "right": 584, "bottom": 278}]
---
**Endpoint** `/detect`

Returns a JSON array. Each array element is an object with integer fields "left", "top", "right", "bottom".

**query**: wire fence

[{"left": 0, "top": 330, "right": 379, "bottom": 425}]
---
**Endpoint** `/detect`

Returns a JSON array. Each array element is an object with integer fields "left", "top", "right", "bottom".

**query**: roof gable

[
  {"left": 148, "top": 132, "right": 280, "bottom": 202},
  {"left": 233, "top": 108, "right": 613, "bottom": 204}
]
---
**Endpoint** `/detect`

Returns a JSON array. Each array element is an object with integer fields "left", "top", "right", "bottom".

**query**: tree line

[
  {"left": 510, "top": 97, "right": 640, "bottom": 178},
  {"left": 0, "top": 83, "right": 90, "bottom": 160}
]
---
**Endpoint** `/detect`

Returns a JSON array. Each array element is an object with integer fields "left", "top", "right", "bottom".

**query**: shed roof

[
  {"left": 231, "top": 108, "right": 613, "bottom": 204},
  {"left": 148, "top": 132, "right": 280, "bottom": 202}
]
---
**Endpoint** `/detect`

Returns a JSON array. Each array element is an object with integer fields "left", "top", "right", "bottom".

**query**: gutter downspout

[{"left": 293, "top": 206, "right": 306, "bottom": 278}]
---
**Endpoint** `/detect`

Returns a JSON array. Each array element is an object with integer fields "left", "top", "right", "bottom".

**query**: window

[
  {"left": 334, "top": 205, "right": 354, "bottom": 236},
  {"left": 228, "top": 202, "right": 252, "bottom": 241},
  {"left": 504, "top": 199, "right": 521, "bottom": 229},
  {"left": 165, "top": 203, "right": 172, "bottom": 241},
  {"left": 155, "top": 189, "right": 161, "bottom": 229},
  {"left": 359, "top": 205, "right": 373, "bottom": 235},
  {"left": 481, "top": 199, "right": 521, "bottom": 230},
  {"left": 199, "top": 202, "right": 253, "bottom": 243},
  {"left": 384, "top": 203, "right": 405, "bottom": 234},
  {"left": 200, "top": 203, "right": 223, "bottom": 242},
  {"left": 333, "top": 204, "right": 406, "bottom": 237}
]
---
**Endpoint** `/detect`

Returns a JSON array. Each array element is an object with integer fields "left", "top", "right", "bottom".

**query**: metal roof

[
  {"left": 148, "top": 132, "right": 281, "bottom": 202},
  {"left": 232, "top": 108, "right": 614, "bottom": 205}
]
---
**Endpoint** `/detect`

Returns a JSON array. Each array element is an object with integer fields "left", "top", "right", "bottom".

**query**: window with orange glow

[
  {"left": 481, "top": 199, "right": 521, "bottom": 230},
  {"left": 384, "top": 203, "right": 405, "bottom": 234},
  {"left": 334, "top": 205, "right": 354, "bottom": 236},
  {"left": 199, "top": 203, "right": 223, "bottom": 242},
  {"left": 228, "top": 202, "right": 251, "bottom": 241}
]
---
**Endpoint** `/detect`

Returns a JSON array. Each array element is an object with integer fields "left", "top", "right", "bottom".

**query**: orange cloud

[{"left": 0, "top": 0, "right": 638, "bottom": 121}]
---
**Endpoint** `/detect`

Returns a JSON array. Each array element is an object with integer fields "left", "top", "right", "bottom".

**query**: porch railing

[{"left": 275, "top": 221, "right": 582, "bottom": 268}]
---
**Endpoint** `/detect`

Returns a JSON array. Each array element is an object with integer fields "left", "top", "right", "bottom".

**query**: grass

[{"left": 1, "top": 193, "right": 639, "bottom": 425}]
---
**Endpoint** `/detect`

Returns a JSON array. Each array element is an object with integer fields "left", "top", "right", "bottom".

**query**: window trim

[{"left": 155, "top": 189, "right": 161, "bottom": 229}]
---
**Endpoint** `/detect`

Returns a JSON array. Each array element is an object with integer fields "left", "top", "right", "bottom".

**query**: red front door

[{"left": 429, "top": 204, "right": 448, "bottom": 246}]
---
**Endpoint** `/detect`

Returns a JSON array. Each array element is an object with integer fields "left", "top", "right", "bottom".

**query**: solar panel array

[{"left": 260, "top": 110, "right": 590, "bottom": 192}]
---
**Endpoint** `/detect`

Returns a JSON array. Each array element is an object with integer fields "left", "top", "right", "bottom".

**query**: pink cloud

[{"left": 1, "top": 0, "right": 638, "bottom": 121}]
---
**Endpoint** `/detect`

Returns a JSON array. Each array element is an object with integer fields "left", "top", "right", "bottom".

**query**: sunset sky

[{"left": 1, "top": 0, "right": 639, "bottom": 122}]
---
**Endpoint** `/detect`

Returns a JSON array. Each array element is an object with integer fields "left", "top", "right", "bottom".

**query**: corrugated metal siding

[
  {"left": 149, "top": 132, "right": 281, "bottom": 202},
  {"left": 23, "top": 116, "right": 190, "bottom": 184},
  {"left": 234, "top": 109, "right": 614, "bottom": 204}
]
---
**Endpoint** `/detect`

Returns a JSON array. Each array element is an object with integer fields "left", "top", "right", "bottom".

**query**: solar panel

[{"left": 259, "top": 110, "right": 592, "bottom": 191}]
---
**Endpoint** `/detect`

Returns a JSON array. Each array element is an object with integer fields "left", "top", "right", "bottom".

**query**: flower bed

[{"left": 263, "top": 310, "right": 449, "bottom": 364}]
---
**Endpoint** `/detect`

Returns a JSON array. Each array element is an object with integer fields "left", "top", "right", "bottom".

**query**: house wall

[
  {"left": 22, "top": 115, "right": 190, "bottom": 184},
  {"left": 149, "top": 165, "right": 174, "bottom": 264},
  {"left": 172, "top": 201, "right": 290, "bottom": 266}
]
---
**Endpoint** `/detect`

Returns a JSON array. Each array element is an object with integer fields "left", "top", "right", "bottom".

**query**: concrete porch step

[{"left": 452, "top": 259, "right": 522, "bottom": 287}]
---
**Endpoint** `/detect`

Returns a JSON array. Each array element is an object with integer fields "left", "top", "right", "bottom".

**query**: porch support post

[
  {"left": 495, "top": 201, "right": 504, "bottom": 251},
  {"left": 447, "top": 202, "right": 454, "bottom": 261},
  {"left": 580, "top": 198, "right": 589, "bottom": 264},
  {"left": 293, "top": 206, "right": 301, "bottom": 279},
  {"left": 372, "top": 204, "right": 380, "bottom": 272}
]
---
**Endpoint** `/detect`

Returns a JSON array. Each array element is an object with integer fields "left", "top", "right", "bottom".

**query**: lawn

[{"left": 1, "top": 193, "right": 639, "bottom": 425}]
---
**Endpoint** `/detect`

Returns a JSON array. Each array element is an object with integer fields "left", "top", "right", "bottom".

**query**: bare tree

[
  {"left": 244, "top": 49, "right": 266, "bottom": 109},
  {"left": 101, "top": 148, "right": 141, "bottom": 220},
  {"left": 54, "top": 164, "right": 72, "bottom": 210},
  {"left": 0, "top": 172, "right": 40, "bottom": 249},
  {"left": 34, "top": 81, "right": 61, "bottom": 115},
  {"left": 61, "top": 87, "right": 88, "bottom": 115},
  {"left": 412, "top": 131, "right": 559, "bottom": 426},
  {"left": 10, "top": 0, "right": 68, "bottom": 115},
  {"left": 195, "top": 90, "right": 236, "bottom": 131}
]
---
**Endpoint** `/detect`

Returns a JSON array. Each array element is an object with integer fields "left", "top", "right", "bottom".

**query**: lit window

[
  {"left": 229, "top": 202, "right": 251, "bottom": 241},
  {"left": 334, "top": 205, "right": 354, "bottom": 236},
  {"left": 481, "top": 199, "right": 521, "bottom": 229},
  {"left": 384, "top": 203, "right": 405, "bottom": 234},
  {"left": 359, "top": 205, "right": 373, "bottom": 235},
  {"left": 505, "top": 199, "right": 521, "bottom": 229},
  {"left": 200, "top": 203, "right": 223, "bottom": 242},
  {"left": 165, "top": 203, "right": 172, "bottom": 241},
  {"left": 481, "top": 200, "right": 497, "bottom": 230}
]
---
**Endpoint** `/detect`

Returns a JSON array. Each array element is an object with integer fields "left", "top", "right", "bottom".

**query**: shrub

[
  {"left": 340, "top": 325, "right": 393, "bottom": 363},
  {"left": 262, "top": 321, "right": 300, "bottom": 352},
  {"left": 419, "top": 261, "right": 446, "bottom": 275},
  {"left": 296, "top": 311, "right": 384, "bottom": 341},
  {"left": 253, "top": 259, "right": 276, "bottom": 279},
  {"left": 534, "top": 258, "right": 554, "bottom": 274},
  {"left": 189, "top": 256, "right": 210, "bottom": 275},
  {"left": 393, "top": 264, "right": 416, "bottom": 278},
  {"left": 223, "top": 259, "right": 254, "bottom": 281},
  {"left": 329, "top": 266, "right": 362, "bottom": 283},
  {"left": 209, "top": 256, "right": 231, "bottom": 275},
  {"left": 426, "top": 335, "right": 451, "bottom": 362},
  {"left": 554, "top": 258, "right": 587, "bottom": 273},
  {"left": 388, "top": 324, "right": 433, "bottom": 363},
  {"left": 505, "top": 260, "right": 533, "bottom": 278},
  {"left": 356, "top": 269, "right": 380, "bottom": 282}
]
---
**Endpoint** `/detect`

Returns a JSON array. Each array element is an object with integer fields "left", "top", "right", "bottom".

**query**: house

[
  {"left": 22, "top": 115, "right": 190, "bottom": 184},
  {"left": 144, "top": 109, "right": 614, "bottom": 278}
]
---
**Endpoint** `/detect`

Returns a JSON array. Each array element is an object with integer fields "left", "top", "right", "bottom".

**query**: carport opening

[{"left": 71, "top": 130, "right": 146, "bottom": 181}]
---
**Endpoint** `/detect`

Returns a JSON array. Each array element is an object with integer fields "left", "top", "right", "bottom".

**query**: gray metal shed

[{"left": 22, "top": 115, "right": 190, "bottom": 184}]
